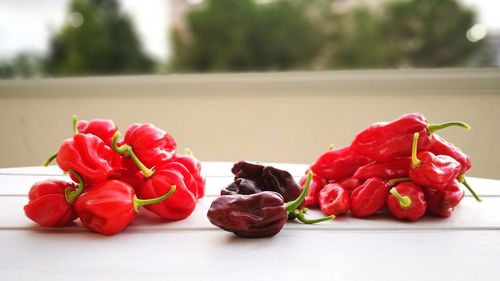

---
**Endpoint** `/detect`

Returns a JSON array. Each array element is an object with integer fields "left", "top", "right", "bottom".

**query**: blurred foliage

[
  {"left": 172, "top": 0, "right": 489, "bottom": 71},
  {"left": 1, "top": 0, "right": 492, "bottom": 79},
  {"left": 46, "top": 0, "right": 153, "bottom": 76},
  {"left": 171, "top": 0, "right": 321, "bottom": 71},
  {"left": 0, "top": 53, "right": 45, "bottom": 79}
]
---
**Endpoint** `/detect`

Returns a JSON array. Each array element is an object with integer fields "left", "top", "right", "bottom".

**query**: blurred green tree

[
  {"left": 171, "top": 0, "right": 321, "bottom": 71},
  {"left": 325, "top": 0, "right": 483, "bottom": 68},
  {"left": 0, "top": 53, "right": 45, "bottom": 79},
  {"left": 46, "top": 0, "right": 153, "bottom": 75}
]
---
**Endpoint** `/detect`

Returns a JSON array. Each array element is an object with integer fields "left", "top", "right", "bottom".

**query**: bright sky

[
  {"left": 0, "top": 0, "right": 169, "bottom": 61},
  {"left": 0, "top": 0, "right": 498, "bottom": 61}
]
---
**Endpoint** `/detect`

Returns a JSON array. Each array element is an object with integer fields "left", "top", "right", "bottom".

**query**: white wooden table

[{"left": 1, "top": 162, "right": 499, "bottom": 281}]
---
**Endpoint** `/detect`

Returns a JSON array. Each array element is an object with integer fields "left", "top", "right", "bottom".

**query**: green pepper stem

[
  {"left": 65, "top": 169, "right": 85, "bottom": 204},
  {"left": 72, "top": 114, "right": 79, "bottom": 134},
  {"left": 285, "top": 171, "right": 312, "bottom": 213},
  {"left": 390, "top": 187, "right": 412, "bottom": 208},
  {"left": 411, "top": 132, "right": 421, "bottom": 168},
  {"left": 112, "top": 131, "right": 129, "bottom": 155},
  {"left": 133, "top": 185, "right": 176, "bottom": 212},
  {"left": 42, "top": 153, "right": 58, "bottom": 167},
  {"left": 294, "top": 209, "right": 335, "bottom": 224},
  {"left": 112, "top": 131, "right": 154, "bottom": 178},
  {"left": 388, "top": 177, "right": 411, "bottom": 186},
  {"left": 458, "top": 175, "right": 482, "bottom": 202},
  {"left": 184, "top": 148, "right": 193, "bottom": 156},
  {"left": 327, "top": 144, "right": 335, "bottom": 151},
  {"left": 428, "top": 121, "right": 471, "bottom": 134}
]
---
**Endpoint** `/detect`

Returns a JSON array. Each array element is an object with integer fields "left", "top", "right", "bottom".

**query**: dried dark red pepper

[
  {"left": 226, "top": 161, "right": 302, "bottom": 204},
  {"left": 425, "top": 180, "right": 465, "bottom": 217},
  {"left": 310, "top": 146, "right": 372, "bottom": 181},
  {"left": 353, "top": 158, "right": 411, "bottom": 180},
  {"left": 318, "top": 183, "right": 350, "bottom": 216},
  {"left": 386, "top": 182, "right": 427, "bottom": 221},
  {"left": 207, "top": 172, "right": 334, "bottom": 238},
  {"left": 410, "top": 132, "right": 462, "bottom": 190},
  {"left": 75, "top": 180, "right": 175, "bottom": 235},
  {"left": 350, "top": 113, "right": 470, "bottom": 162}
]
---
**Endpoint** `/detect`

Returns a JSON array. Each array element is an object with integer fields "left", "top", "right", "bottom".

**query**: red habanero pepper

[
  {"left": 353, "top": 158, "right": 411, "bottom": 180},
  {"left": 310, "top": 146, "right": 372, "bottom": 181},
  {"left": 77, "top": 118, "right": 118, "bottom": 147},
  {"left": 112, "top": 132, "right": 197, "bottom": 220},
  {"left": 122, "top": 123, "right": 176, "bottom": 169},
  {"left": 24, "top": 172, "right": 84, "bottom": 227},
  {"left": 172, "top": 149, "right": 206, "bottom": 199},
  {"left": 56, "top": 133, "right": 114, "bottom": 184},
  {"left": 338, "top": 177, "right": 364, "bottom": 192},
  {"left": 350, "top": 113, "right": 470, "bottom": 162},
  {"left": 428, "top": 134, "right": 471, "bottom": 175},
  {"left": 137, "top": 168, "right": 196, "bottom": 221},
  {"left": 386, "top": 182, "right": 427, "bottom": 221},
  {"left": 425, "top": 180, "right": 465, "bottom": 217},
  {"left": 75, "top": 180, "right": 176, "bottom": 235},
  {"left": 157, "top": 161, "right": 198, "bottom": 199},
  {"left": 410, "top": 132, "right": 462, "bottom": 190},
  {"left": 319, "top": 183, "right": 350, "bottom": 216},
  {"left": 350, "top": 178, "right": 408, "bottom": 218},
  {"left": 299, "top": 172, "right": 326, "bottom": 208}
]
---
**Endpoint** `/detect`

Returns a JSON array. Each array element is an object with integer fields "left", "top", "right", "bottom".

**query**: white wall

[{"left": 1, "top": 69, "right": 499, "bottom": 179}]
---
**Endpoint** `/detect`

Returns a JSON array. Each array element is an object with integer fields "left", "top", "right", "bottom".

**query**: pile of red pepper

[
  {"left": 24, "top": 115, "right": 205, "bottom": 235},
  {"left": 304, "top": 113, "right": 480, "bottom": 221}
]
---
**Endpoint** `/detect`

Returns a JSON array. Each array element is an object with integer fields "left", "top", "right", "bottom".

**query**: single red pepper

[
  {"left": 338, "top": 177, "right": 364, "bottom": 192},
  {"left": 77, "top": 118, "right": 118, "bottom": 147},
  {"left": 425, "top": 180, "right": 465, "bottom": 217},
  {"left": 42, "top": 115, "right": 119, "bottom": 167},
  {"left": 157, "top": 161, "right": 198, "bottom": 199},
  {"left": 56, "top": 133, "right": 114, "bottom": 184},
  {"left": 318, "top": 183, "right": 350, "bottom": 216},
  {"left": 428, "top": 134, "right": 471, "bottom": 175},
  {"left": 350, "top": 113, "right": 470, "bottom": 161},
  {"left": 353, "top": 158, "right": 411, "bottom": 180},
  {"left": 122, "top": 123, "right": 176, "bottom": 170},
  {"left": 172, "top": 149, "right": 206, "bottom": 199},
  {"left": 112, "top": 132, "right": 197, "bottom": 220},
  {"left": 350, "top": 177, "right": 407, "bottom": 218},
  {"left": 299, "top": 172, "right": 326, "bottom": 208},
  {"left": 75, "top": 180, "right": 176, "bottom": 235},
  {"left": 310, "top": 146, "right": 372, "bottom": 181},
  {"left": 24, "top": 174, "right": 84, "bottom": 227},
  {"left": 410, "top": 132, "right": 462, "bottom": 190},
  {"left": 387, "top": 182, "right": 427, "bottom": 221}
]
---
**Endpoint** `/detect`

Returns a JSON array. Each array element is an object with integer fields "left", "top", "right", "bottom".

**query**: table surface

[{"left": 1, "top": 162, "right": 499, "bottom": 281}]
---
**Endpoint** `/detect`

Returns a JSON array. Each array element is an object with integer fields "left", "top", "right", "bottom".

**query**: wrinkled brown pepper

[
  {"left": 208, "top": 171, "right": 334, "bottom": 238},
  {"left": 222, "top": 161, "right": 302, "bottom": 203},
  {"left": 207, "top": 191, "right": 288, "bottom": 238}
]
